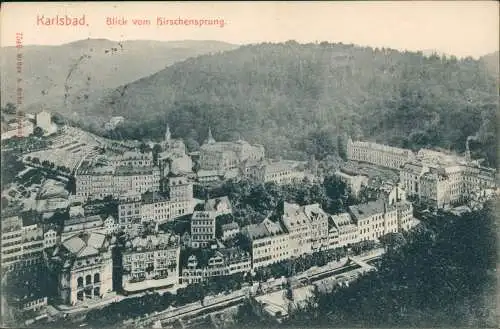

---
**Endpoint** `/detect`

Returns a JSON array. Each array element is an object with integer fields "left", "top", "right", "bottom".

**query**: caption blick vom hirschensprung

[{"left": 36, "top": 14, "right": 225, "bottom": 28}]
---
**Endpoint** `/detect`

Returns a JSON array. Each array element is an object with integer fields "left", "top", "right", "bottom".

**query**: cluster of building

[
  {"left": 347, "top": 138, "right": 497, "bottom": 208},
  {"left": 195, "top": 127, "right": 312, "bottom": 186},
  {"left": 1, "top": 110, "right": 57, "bottom": 140},
  {"left": 180, "top": 184, "right": 417, "bottom": 285},
  {"left": 198, "top": 128, "right": 265, "bottom": 172},
  {"left": 4, "top": 125, "right": 497, "bottom": 317}
]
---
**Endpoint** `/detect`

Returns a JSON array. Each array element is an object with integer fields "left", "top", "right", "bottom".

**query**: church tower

[
  {"left": 205, "top": 126, "right": 216, "bottom": 144},
  {"left": 165, "top": 124, "right": 171, "bottom": 144}
]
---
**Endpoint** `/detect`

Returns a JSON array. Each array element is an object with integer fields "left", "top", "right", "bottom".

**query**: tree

[
  {"left": 152, "top": 144, "right": 162, "bottom": 166},
  {"left": 3, "top": 102, "right": 16, "bottom": 114},
  {"left": 33, "top": 126, "right": 44, "bottom": 137}
]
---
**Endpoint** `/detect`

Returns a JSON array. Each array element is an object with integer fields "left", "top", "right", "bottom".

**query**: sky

[{"left": 1, "top": 1, "right": 498, "bottom": 58}]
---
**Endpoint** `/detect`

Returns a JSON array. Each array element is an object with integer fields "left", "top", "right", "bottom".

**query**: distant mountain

[
  {"left": 75, "top": 42, "right": 497, "bottom": 166},
  {"left": 0, "top": 38, "right": 238, "bottom": 114}
]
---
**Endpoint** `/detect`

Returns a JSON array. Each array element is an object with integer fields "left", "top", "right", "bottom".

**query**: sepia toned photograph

[{"left": 0, "top": 2, "right": 498, "bottom": 328}]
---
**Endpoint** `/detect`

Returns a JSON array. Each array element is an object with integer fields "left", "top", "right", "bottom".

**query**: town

[{"left": 1, "top": 110, "right": 497, "bottom": 329}]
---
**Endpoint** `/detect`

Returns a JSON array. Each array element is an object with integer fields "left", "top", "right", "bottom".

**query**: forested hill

[{"left": 80, "top": 41, "right": 498, "bottom": 166}]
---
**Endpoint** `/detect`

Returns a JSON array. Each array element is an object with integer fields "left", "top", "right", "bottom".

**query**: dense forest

[{"left": 71, "top": 42, "right": 498, "bottom": 166}]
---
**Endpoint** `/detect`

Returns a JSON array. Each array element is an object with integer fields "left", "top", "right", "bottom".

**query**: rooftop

[
  {"left": 64, "top": 214, "right": 103, "bottom": 227},
  {"left": 115, "top": 165, "right": 159, "bottom": 176},
  {"left": 1, "top": 216, "right": 23, "bottom": 233},
  {"left": 125, "top": 233, "right": 180, "bottom": 251},
  {"left": 242, "top": 222, "right": 269, "bottom": 241},
  {"left": 61, "top": 232, "right": 108, "bottom": 258},
  {"left": 349, "top": 199, "right": 396, "bottom": 222},
  {"left": 351, "top": 140, "right": 413, "bottom": 156},
  {"left": 221, "top": 222, "right": 239, "bottom": 232},
  {"left": 142, "top": 191, "right": 169, "bottom": 204},
  {"left": 330, "top": 213, "right": 355, "bottom": 227}
]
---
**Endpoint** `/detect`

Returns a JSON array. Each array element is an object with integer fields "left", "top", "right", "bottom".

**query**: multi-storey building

[
  {"left": 241, "top": 218, "right": 290, "bottom": 269},
  {"left": 347, "top": 138, "right": 415, "bottom": 170},
  {"left": 36, "top": 110, "right": 57, "bottom": 134},
  {"left": 1, "top": 119, "right": 34, "bottom": 140},
  {"left": 378, "top": 184, "right": 416, "bottom": 232},
  {"left": 349, "top": 199, "right": 399, "bottom": 242},
  {"left": 221, "top": 222, "right": 240, "bottom": 241},
  {"left": 190, "top": 211, "right": 217, "bottom": 248},
  {"left": 245, "top": 159, "right": 305, "bottom": 185},
  {"left": 118, "top": 179, "right": 194, "bottom": 232},
  {"left": 75, "top": 164, "right": 161, "bottom": 200},
  {"left": 49, "top": 232, "right": 113, "bottom": 305},
  {"left": 157, "top": 126, "right": 193, "bottom": 175},
  {"left": 44, "top": 229, "right": 59, "bottom": 249},
  {"left": 329, "top": 213, "right": 359, "bottom": 248},
  {"left": 168, "top": 175, "right": 193, "bottom": 202},
  {"left": 199, "top": 128, "right": 265, "bottom": 171},
  {"left": 62, "top": 215, "right": 103, "bottom": 237},
  {"left": 107, "top": 151, "right": 154, "bottom": 168},
  {"left": 181, "top": 247, "right": 251, "bottom": 284},
  {"left": 400, "top": 149, "right": 496, "bottom": 208},
  {"left": 281, "top": 202, "right": 312, "bottom": 257},
  {"left": 303, "top": 203, "right": 331, "bottom": 251},
  {"left": 1, "top": 216, "right": 44, "bottom": 271},
  {"left": 327, "top": 223, "right": 340, "bottom": 250},
  {"left": 334, "top": 170, "right": 370, "bottom": 197},
  {"left": 122, "top": 233, "right": 181, "bottom": 291}
]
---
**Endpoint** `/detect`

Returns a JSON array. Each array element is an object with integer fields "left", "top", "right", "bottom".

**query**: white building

[
  {"left": 103, "top": 216, "right": 119, "bottom": 235},
  {"left": 241, "top": 218, "right": 290, "bottom": 269},
  {"left": 122, "top": 233, "right": 181, "bottom": 292},
  {"left": 347, "top": 138, "right": 415, "bottom": 170},
  {"left": 329, "top": 213, "right": 359, "bottom": 248},
  {"left": 75, "top": 164, "right": 161, "bottom": 200},
  {"left": 117, "top": 177, "right": 195, "bottom": 230},
  {"left": 334, "top": 170, "right": 370, "bottom": 197},
  {"left": 44, "top": 229, "right": 59, "bottom": 249},
  {"left": 303, "top": 203, "right": 331, "bottom": 251},
  {"left": 281, "top": 202, "right": 312, "bottom": 257},
  {"left": 245, "top": 159, "right": 306, "bottom": 185},
  {"left": 181, "top": 247, "right": 251, "bottom": 284},
  {"left": 349, "top": 199, "right": 399, "bottom": 242},
  {"left": 1, "top": 119, "right": 34, "bottom": 140},
  {"left": 1, "top": 216, "right": 44, "bottom": 270},
  {"left": 107, "top": 151, "right": 154, "bottom": 168},
  {"left": 36, "top": 110, "right": 57, "bottom": 135},
  {"left": 62, "top": 215, "right": 103, "bottom": 237},
  {"left": 400, "top": 149, "right": 496, "bottom": 209},
  {"left": 190, "top": 211, "right": 217, "bottom": 248},
  {"left": 199, "top": 127, "right": 265, "bottom": 171},
  {"left": 49, "top": 232, "right": 113, "bottom": 305},
  {"left": 221, "top": 222, "right": 240, "bottom": 241}
]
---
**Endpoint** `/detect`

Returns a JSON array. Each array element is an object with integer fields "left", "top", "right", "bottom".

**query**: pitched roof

[
  {"left": 349, "top": 199, "right": 395, "bottom": 222},
  {"left": 222, "top": 222, "right": 239, "bottom": 232},
  {"left": 242, "top": 223, "right": 269, "bottom": 240},
  {"left": 61, "top": 232, "right": 108, "bottom": 257}
]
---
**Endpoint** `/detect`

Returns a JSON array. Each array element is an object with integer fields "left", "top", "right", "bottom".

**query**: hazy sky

[{"left": 1, "top": 1, "right": 498, "bottom": 58}]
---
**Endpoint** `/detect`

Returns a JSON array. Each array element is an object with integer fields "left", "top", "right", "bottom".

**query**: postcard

[{"left": 0, "top": 2, "right": 498, "bottom": 329}]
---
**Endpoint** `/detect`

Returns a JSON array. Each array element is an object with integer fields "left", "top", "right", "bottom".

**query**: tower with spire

[
  {"left": 165, "top": 124, "right": 171, "bottom": 144},
  {"left": 205, "top": 126, "right": 216, "bottom": 145}
]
